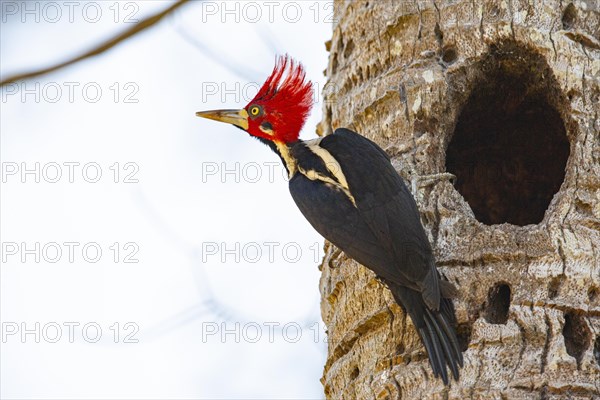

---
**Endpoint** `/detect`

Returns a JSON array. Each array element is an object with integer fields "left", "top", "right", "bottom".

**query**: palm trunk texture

[{"left": 317, "top": 0, "right": 600, "bottom": 398}]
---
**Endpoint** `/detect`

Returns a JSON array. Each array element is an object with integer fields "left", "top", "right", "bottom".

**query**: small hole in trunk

[{"left": 484, "top": 283, "right": 511, "bottom": 324}]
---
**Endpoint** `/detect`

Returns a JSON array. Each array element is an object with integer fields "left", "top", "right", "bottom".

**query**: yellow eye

[{"left": 249, "top": 106, "right": 261, "bottom": 116}]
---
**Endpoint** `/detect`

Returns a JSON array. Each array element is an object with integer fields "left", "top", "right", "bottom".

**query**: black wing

[
  {"left": 288, "top": 128, "right": 463, "bottom": 384},
  {"left": 289, "top": 128, "right": 440, "bottom": 308}
]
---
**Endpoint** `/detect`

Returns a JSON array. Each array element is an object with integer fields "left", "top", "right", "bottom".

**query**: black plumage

[{"left": 287, "top": 128, "right": 463, "bottom": 384}]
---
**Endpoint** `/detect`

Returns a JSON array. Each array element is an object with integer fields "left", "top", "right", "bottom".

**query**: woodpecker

[{"left": 196, "top": 56, "right": 463, "bottom": 384}]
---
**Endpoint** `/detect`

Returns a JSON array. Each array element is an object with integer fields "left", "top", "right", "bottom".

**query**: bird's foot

[
  {"left": 411, "top": 172, "right": 456, "bottom": 194},
  {"left": 326, "top": 246, "right": 343, "bottom": 269}
]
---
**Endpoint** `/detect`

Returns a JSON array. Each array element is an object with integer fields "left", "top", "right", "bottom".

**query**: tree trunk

[{"left": 317, "top": 0, "right": 600, "bottom": 398}]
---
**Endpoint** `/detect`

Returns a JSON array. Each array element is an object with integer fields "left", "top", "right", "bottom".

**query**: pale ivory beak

[{"left": 196, "top": 109, "right": 249, "bottom": 130}]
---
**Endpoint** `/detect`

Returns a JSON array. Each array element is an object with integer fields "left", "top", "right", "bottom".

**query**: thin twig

[{"left": 0, "top": 0, "right": 189, "bottom": 87}]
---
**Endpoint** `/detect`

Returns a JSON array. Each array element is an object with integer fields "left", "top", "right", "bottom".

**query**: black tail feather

[
  {"left": 426, "top": 308, "right": 460, "bottom": 381},
  {"left": 435, "top": 304, "right": 464, "bottom": 368},
  {"left": 392, "top": 286, "right": 462, "bottom": 385},
  {"left": 422, "top": 313, "right": 449, "bottom": 384}
]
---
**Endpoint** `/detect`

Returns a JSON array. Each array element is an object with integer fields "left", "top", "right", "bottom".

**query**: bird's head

[{"left": 196, "top": 55, "right": 313, "bottom": 144}]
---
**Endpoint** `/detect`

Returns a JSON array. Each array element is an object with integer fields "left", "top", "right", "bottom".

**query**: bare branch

[{"left": 0, "top": 0, "right": 189, "bottom": 87}]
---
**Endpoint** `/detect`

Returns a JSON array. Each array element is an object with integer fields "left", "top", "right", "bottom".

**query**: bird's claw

[
  {"left": 411, "top": 172, "right": 456, "bottom": 192},
  {"left": 326, "top": 246, "right": 343, "bottom": 269}
]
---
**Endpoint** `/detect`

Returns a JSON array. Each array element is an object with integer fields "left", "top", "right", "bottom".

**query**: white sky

[{"left": 1, "top": 1, "right": 333, "bottom": 398}]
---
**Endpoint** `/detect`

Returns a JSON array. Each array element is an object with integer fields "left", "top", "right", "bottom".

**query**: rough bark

[{"left": 317, "top": 0, "right": 600, "bottom": 398}]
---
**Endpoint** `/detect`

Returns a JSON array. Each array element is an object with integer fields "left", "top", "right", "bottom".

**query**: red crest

[{"left": 245, "top": 55, "right": 314, "bottom": 143}]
